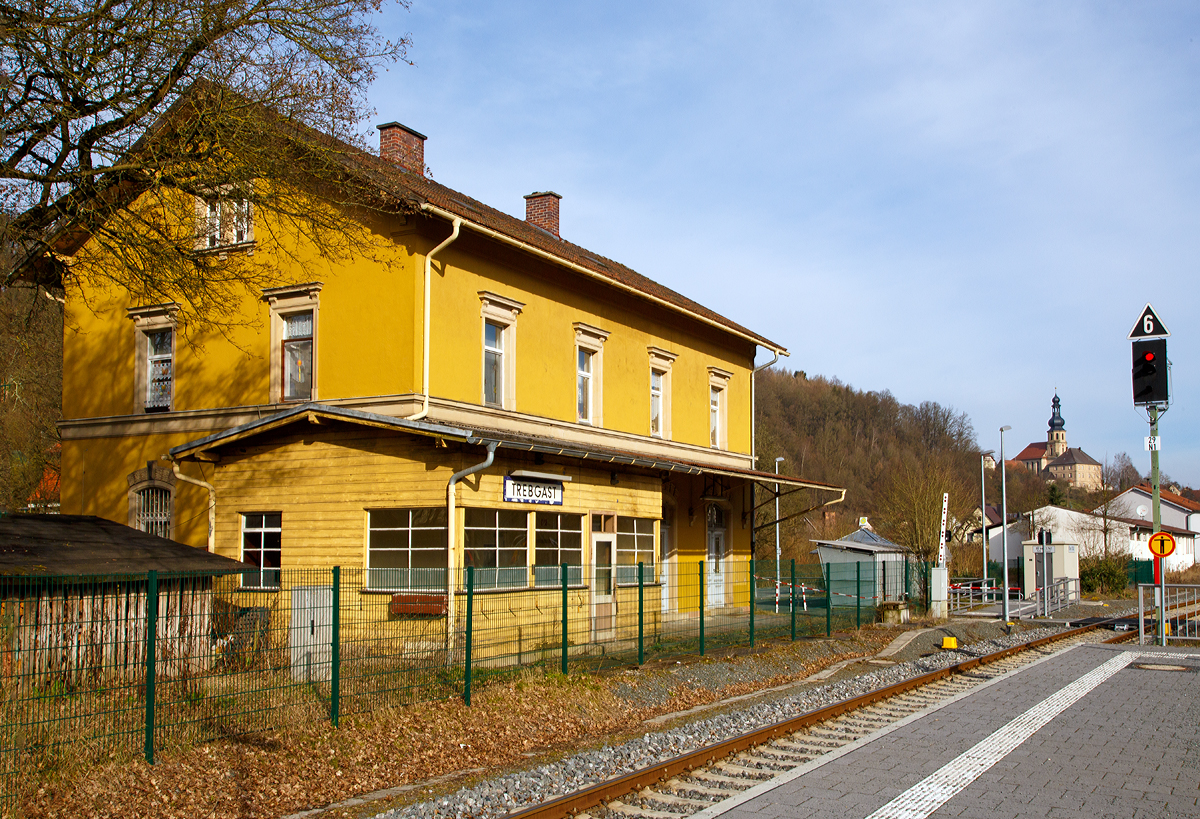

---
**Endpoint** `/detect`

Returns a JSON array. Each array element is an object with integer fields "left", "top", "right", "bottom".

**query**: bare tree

[
  {"left": 1107, "top": 452, "right": 1142, "bottom": 492},
  {"left": 875, "top": 455, "right": 973, "bottom": 565},
  {"left": 1, "top": 0, "right": 413, "bottom": 331}
]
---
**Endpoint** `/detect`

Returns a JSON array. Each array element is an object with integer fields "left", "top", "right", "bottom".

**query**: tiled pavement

[{"left": 702, "top": 643, "right": 1200, "bottom": 819}]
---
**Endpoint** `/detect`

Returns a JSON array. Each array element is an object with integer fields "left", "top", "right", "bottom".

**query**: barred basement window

[
  {"left": 616, "top": 516, "right": 655, "bottom": 585},
  {"left": 136, "top": 487, "right": 172, "bottom": 538}
]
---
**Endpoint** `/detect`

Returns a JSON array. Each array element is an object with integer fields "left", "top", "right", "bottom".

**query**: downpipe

[
  {"left": 407, "top": 216, "right": 462, "bottom": 421},
  {"left": 446, "top": 440, "right": 497, "bottom": 648}
]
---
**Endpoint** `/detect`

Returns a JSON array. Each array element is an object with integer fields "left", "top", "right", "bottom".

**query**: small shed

[
  {"left": 811, "top": 527, "right": 910, "bottom": 608},
  {"left": 0, "top": 514, "right": 249, "bottom": 687}
]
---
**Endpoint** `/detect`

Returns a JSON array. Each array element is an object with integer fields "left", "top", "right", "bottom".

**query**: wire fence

[{"left": 0, "top": 558, "right": 929, "bottom": 813}]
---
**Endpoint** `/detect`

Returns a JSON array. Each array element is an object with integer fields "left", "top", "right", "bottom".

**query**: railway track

[{"left": 506, "top": 623, "right": 1136, "bottom": 819}]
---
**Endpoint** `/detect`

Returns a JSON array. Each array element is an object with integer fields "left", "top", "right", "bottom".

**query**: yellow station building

[{"left": 59, "top": 116, "right": 843, "bottom": 645}]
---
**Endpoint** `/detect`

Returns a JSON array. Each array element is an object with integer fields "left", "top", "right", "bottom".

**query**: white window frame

[
  {"left": 479, "top": 291, "right": 524, "bottom": 410},
  {"left": 615, "top": 516, "right": 656, "bottom": 586},
  {"left": 648, "top": 346, "right": 677, "bottom": 439},
  {"left": 708, "top": 366, "right": 732, "bottom": 450},
  {"left": 241, "top": 512, "right": 282, "bottom": 590},
  {"left": 573, "top": 322, "right": 609, "bottom": 426},
  {"left": 282, "top": 311, "right": 315, "bottom": 402},
  {"left": 127, "top": 303, "right": 180, "bottom": 414},
  {"left": 126, "top": 464, "right": 176, "bottom": 539},
  {"left": 366, "top": 508, "right": 448, "bottom": 592},
  {"left": 196, "top": 186, "right": 253, "bottom": 251},
  {"left": 262, "top": 283, "right": 322, "bottom": 403}
]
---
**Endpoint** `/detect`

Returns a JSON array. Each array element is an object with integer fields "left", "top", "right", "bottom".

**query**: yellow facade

[{"left": 58, "top": 117, "right": 839, "bottom": 650}]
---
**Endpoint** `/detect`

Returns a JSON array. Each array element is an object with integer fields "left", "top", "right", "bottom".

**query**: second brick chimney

[
  {"left": 377, "top": 122, "right": 426, "bottom": 174},
  {"left": 524, "top": 191, "right": 562, "bottom": 237}
]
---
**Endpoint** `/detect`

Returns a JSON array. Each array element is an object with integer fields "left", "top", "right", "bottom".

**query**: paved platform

[{"left": 700, "top": 642, "right": 1200, "bottom": 819}]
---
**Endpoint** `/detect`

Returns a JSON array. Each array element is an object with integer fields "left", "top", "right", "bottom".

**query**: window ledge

[{"left": 197, "top": 240, "right": 257, "bottom": 257}]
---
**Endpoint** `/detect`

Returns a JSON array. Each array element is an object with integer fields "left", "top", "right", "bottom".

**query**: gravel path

[{"left": 372, "top": 623, "right": 1087, "bottom": 819}]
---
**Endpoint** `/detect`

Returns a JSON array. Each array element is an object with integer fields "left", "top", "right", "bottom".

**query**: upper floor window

[
  {"left": 647, "top": 346, "right": 676, "bottom": 439},
  {"left": 576, "top": 348, "right": 593, "bottom": 423},
  {"left": 126, "top": 303, "right": 180, "bottom": 414},
  {"left": 484, "top": 320, "right": 505, "bottom": 406},
  {"left": 573, "top": 322, "right": 609, "bottom": 426},
  {"left": 146, "top": 329, "right": 173, "bottom": 411},
  {"left": 262, "top": 283, "right": 322, "bottom": 404},
  {"left": 708, "top": 367, "right": 732, "bottom": 450},
  {"left": 479, "top": 291, "right": 524, "bottom": 411},
  {"left": 199, "top": 190, "right": 252, "bottom": 249},
  {"left": 283, "top": 311, "right": 314, "bottom": 401}
]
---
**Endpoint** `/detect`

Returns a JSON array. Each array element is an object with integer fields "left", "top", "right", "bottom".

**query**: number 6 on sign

[{"left": 1149, "top": 532, "right": 1176, "bottom": 559}]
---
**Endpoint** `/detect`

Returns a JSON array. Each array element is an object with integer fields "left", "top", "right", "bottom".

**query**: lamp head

[
  {"left": 775, "top": 456, "right": 785, "bottom": 464},
  {"left": 1000, "top": 425, "right": 1011, "bottom": 433}
]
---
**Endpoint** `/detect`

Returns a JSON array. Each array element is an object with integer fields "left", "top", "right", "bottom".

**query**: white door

[
  {"left": 592, "top": 533, "right": 616, "bottom": 639},
  {"left": 706, "top": 505, "right": 726, "bottom": 607},
  {"left": 289, "top": 585, "right": 331, "bottom": 681}
]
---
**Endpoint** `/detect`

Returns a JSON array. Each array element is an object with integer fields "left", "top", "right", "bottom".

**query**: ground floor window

[
  {"left": 367, "top": 508, "right": 448, "bottom": 591},
  {"left": 135, "top": 487, "right": 172, "bottom": 538},
  {"left": 616, "top": 516, "right": 655, "bottom": 584},
  {"left": 533, "top": 512, "right": 583, "bottom": 586},
  {"left": 464, "top": 508, "right": 527, "bottom": 589},
  {"left": 242, "top": 512, "right": 281, "bottom": 589}
]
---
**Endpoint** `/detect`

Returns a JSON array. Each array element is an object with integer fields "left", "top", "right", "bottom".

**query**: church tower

[{"left": 1046, "top": 394, "right": 1067, "bottom": 459}]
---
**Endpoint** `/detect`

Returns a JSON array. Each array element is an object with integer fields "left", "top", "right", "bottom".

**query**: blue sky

[{"left": 366, "top": 1, "right": 1200, "bottom": 486}]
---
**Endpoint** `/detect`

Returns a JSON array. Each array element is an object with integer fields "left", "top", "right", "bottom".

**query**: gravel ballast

[{"left": 373, "top": 623, "right": 1088, "bottom": 819}]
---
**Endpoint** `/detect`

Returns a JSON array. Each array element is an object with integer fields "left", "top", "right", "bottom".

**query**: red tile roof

[
  {"left": 1132, "top": 482, "right": 1200, "bottom": 512},
  {"left": 1013, "top": 442, "right": 1047, "bottom": 463}
]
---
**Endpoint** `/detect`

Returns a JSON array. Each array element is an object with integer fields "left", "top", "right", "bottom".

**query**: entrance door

[
  {"left": 706, "top": 504, "right": 726, "bottom": 608},
  {"left": 592, "top": 532, "right": 616, "bottom": 640}
]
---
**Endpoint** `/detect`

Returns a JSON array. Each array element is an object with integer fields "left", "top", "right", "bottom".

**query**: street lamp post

[
  {"left": 775, "top": 456, "right": 785, "bottom": 613},
  {"left": 999, "top": 426, "right": 1012, "bottom": 624},
  {"left": 980, "top": 449, "right": 994, "bottom": 603}
]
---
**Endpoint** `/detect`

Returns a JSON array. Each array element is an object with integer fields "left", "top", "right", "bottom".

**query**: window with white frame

[
  {"left": 199, "top": 189, "right": 252, "bottom": 249},
  {"left": 464, "top": 508, "right": 528, "bottom": 589},
  {"left": 242, "top": 512, "right": 282, "bottom": 589},
  {"left": 484, "top": 320, "right": 504, "bottom": 406},
  {"left": 367, "top": 508, "right": 448, "bottom": 591},
  {"left": 479, "top": 291, "right": 523, "bottom": 410},
  {"left": 262, "top": 283, "right": 321, "bottom": 403},
  {"left": 647, "top": 347, "right": 676, "bottom": 439},
  {"left": 145, "top": 329, "right": 173, "bottom": 412},
  {"left": 127, "top": 303, "right": 180, "bottom": 413},
  {"left": 282, "top": 311, "right": 314, "bottom": 401},
  {"left": 616, "top": 516, "right": 655, "bottom": 584},
  {"left": 708, "top": 367, "right": 732, "bottom": 449},
  {"left": 576, "top": 348, "right": 593, "bottom": 423},
  {"left": 573, "top": 322, "right": 608, "bottom": 426},
  {"left": 533, "top": 512, "right": 583, "bottom": 586}
]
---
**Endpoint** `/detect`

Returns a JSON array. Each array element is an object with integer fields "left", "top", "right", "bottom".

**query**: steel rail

[{"left": 505, "top": 622, "right": 1134, "bottom": 819}]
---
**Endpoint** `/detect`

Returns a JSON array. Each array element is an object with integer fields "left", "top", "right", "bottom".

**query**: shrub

[{"left": 1080, "top": 554, "right": 1129, "bottom": 595}]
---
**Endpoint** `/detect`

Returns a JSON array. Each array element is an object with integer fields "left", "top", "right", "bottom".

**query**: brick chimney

[
  {"left": 377, "top": 122, "right": 426, "bottom": 174},
  {"left": 524, "top": 191, "right": 562, "bottom": 237}
]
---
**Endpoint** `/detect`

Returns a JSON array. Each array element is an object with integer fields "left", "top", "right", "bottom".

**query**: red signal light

[{"left": 1144, "top": 352, "right": 1155, "bottom": 362}]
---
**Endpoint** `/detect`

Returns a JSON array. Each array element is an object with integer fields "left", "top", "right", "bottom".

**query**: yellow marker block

[{"left": 942, "top": 636, "right": 958, "bottom": 650}]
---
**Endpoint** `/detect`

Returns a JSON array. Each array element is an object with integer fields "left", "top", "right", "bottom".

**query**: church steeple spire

[{"left": 1047, "top": 393, "right": 1067, "bottom": 457}]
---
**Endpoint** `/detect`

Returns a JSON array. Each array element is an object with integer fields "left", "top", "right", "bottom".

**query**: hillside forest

[{"left": 752, "top": 367, "right": 1191, "bottom": 574}]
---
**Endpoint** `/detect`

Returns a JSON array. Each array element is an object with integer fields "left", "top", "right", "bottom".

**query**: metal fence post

[
  {"left": 790, "top": 560, "right": 796, "bottom": 641},
  {"left": 749, "top": 558, "right": 755, "bottom": 648},
  {"left": 144, "top": 569, "right": 158, "bottom": 764},
  {"left": 561, "top": 562, "right": 569, "bottom": 676},
  {"left": 637, "top": 562, "right": 645, "bottom": 666},
  {"left": 905, "top": 557, "right": 911, "bottom": 602},
  {"left": 699, "top": 560, "right": 705, "bottom": 656},
  {"left": 464, "top": 566, "right": 474, "bottom": 705},
  {"left": 331, "top": 566, "right": 340, "bottom": 726},
  {"left": 856, "top": 561, "right": 861, "bottom": 630},
  {"left": 825, "top": 562, "right": 832, "bottom": 637}
]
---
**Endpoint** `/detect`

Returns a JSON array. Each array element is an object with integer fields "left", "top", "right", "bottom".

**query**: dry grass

[
  {"left": 1166, "top": 564, "right": 1200, "bottom": 585},
  {"left": 9, "top": 631, "right": 894, "bottom": 819}
]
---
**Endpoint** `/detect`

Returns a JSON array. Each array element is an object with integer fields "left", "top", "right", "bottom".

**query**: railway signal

[{"left": 1132, "top": 339, "right": 1168, "bottom": 406}]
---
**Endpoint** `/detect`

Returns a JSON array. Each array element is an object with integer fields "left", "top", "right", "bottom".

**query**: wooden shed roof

[{"left": 0, "top": 514, "right": 249, "bottom": 577}]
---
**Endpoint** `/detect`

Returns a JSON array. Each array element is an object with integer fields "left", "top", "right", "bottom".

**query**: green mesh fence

[{"left": 0, "top": 559, "right": 928, "bottom": 813}]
